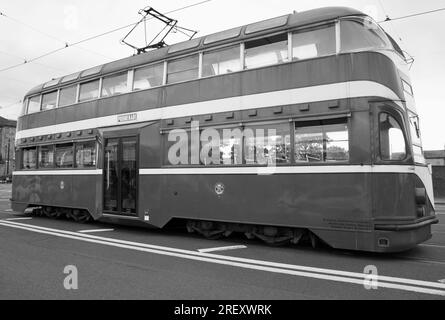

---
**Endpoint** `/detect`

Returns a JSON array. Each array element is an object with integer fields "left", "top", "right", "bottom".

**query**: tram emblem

[{"left": 214, "top": 183, "right": 225, "bottom": 195}]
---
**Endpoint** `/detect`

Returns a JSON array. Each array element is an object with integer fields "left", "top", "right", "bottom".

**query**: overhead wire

[
  {"left": 0, "top": 0, "right": 213, "bottom": 74},
  {"left": 378, "top": 7, "right": 445, "bottom": 23},
  {"left": 0, "top": 11, "right": 114, "bottom": 60}
]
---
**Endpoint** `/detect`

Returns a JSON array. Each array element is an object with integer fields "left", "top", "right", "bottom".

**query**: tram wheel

[
  {"left": 71, "top": 209, "right": 91, "bottom": 223},
  {"left": 186, "top": 220, "right": 226, "bottom": 240},
  {"left": 309, "top": 232, "right": 318, "bottom": 249},
  {"left": 43, "top": 207, "right": 60, "bottom": 219}
]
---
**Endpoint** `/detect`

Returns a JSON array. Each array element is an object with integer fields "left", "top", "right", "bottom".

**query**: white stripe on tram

[
  {"left": 139, "top": 166, "right": 416, "bottom": 175},
  {"left": 13, "top": 170, "right": 103, "bottom": 176},
  {"left": 12, "top": 166, "right": 416, "bottom": 177},
  {"left": 15, "top": 80, "right": 401, "bottom": 140}
]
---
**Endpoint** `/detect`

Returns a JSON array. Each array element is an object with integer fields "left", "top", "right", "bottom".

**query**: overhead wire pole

[{"left": 0, "top": 0, "right": 214, "bottom": 74}]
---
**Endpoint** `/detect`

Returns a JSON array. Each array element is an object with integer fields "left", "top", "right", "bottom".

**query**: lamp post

[{"left": 6, "top": 137, "right": 10, "bottom": 177}]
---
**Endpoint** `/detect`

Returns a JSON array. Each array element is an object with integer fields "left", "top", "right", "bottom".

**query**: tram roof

[{"left": 26, "top": 6, "right": 365, "bottom": 97}]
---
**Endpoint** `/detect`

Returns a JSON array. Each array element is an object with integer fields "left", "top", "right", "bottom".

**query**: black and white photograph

[{"left": 0, "top": 0, "right": 444, "bottom": 305}]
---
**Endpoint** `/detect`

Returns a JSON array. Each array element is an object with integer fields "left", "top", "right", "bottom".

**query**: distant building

[
  {"left": 424, "top": 149, "right": 445, "bottom": 201},
  {"left": 424, "top": 150, "right": 445, "bottom": 166},
  {"left": 0, "top": 116, "right": 16, "bottom": 178}
]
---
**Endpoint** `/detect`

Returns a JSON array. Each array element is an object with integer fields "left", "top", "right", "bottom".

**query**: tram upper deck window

[
  {"left": 295, "top": 120, "right": 349, "bottom": 163},
  {"left": 41, "top": 91, "right": 58, "bottom": 111},
  {"left": 167, "top": 55, "right": 199, "bottom": 84},
  {"left": 59, "top": 85, "right": 77, "bottom": 107},
  {"left": 340, "top": 17, "right": 391, "bottom": 52},
  {"left": 102, "top": 72, "right": 128, "bottom": 97},
  {"left": 38, "top": 145, "right": 54, "bottom": 169},
  {"left": 292, "top": 24, "right": 336, "bottom": 60},
  {"left": 22, "top": 147, "right": 37, "bottom": 170},
  {"left": 133, "top": 63, "right": 164, "bottom": 91},
  {"left": 245, "top": 33, "right": 288, "bottom": 70},
  {"left": 79, "top": 80, "right": 100, "bottom": 102},
  {"left": 202, "top": 45, "right": 241, "bottom": 77},
  {"left": 379, "top": 113, "right": 407, "bottom": 161},
  {"left": 27, "top": 96, "right": 41, "bottom": 114},
  {"left": 75, "top": 141, "right": 97, "bottom": 168},
  {"left": 244, "top": 123, "right": 291, "bottom": 165},
  {"left": 55, "top": 143, "right": 74, "bottom": 168}
]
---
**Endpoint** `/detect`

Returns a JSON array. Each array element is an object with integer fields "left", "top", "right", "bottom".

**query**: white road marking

[
  {"left": 78, "top": 228, "right": 114, "bottom": 234},
  {"left": 0, "top": 220, "right": 444, "bottom": 296},
  {"left": 4, "top": 209, "right": 13, "bottom": 212},
  {"left": 5, "top": 217, "right": 32, "bottom": 221},
  {"left": 198, "top": 245, "right": 247, "bottom": 253}
]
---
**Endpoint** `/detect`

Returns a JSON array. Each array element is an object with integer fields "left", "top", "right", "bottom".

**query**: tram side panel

[
  {"left": 138, "top": 123, "right": 163, "bottom": 224},
  {"left": 12, "top": 174, "right": 99, "bottom": 218},
  {"left": 153, "top": 173, "right": 373, "bottom": 230}
]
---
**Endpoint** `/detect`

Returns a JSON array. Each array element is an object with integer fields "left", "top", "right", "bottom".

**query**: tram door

[{"left": 103, "top": 137, "right": 138, "bottom": 216}]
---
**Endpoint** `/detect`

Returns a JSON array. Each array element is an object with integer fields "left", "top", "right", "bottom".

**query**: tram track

[{"left": 1, "top": 219, "right": 445, "bottom": 297}]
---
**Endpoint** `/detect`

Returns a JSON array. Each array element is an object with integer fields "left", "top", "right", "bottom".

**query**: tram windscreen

[{"left": 340, "top": 17, "right": 391, "bottom": 52}]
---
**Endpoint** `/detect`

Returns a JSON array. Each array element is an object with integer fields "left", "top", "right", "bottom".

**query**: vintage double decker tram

[{"left": 12, "top": 7, "right": 437, "bottom": 252}]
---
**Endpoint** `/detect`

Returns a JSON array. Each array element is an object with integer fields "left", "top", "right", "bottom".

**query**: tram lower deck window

[
  {"left": 75, "top": 141, "right": 97, "bottom": 168},
  {"left": 244, "top": 123, "right": 291, "bottom": 165},
  {"left": 55, "top": 143, "right": 74, "bottom": 168},
  {"left": 38, "top": 145, "right": 54, "bottom": 168},
  {"left": 294, "top": 119, "right": 349, "bottom": 163},
  {"left": 22, "top": 147, "right": 37, "bottom": 169}
]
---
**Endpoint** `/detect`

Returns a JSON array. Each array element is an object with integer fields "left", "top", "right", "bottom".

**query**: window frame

[
  {"left": 132, "top": 62, "right": 165, "bottom": 91},
  {"left": 26, "top": 95, "right": 42, "bottom": 115},
  {"left": 294, "top": 118, "right": 351, "bottom": 165},
  {"left": 201, "top": 44, "right": 242, "bottom": 78},
  {"left": 338, "top": 16, "right": 392, "bottom": 54},
  {"left": 21, "top": 146, "right": 38, "bottom": 170},
  {"left": 291, "top": 22, "right": 337, "bottom": 62},
  {"left": 244, "top": 32, "right": 290, "bottom": 70},
  {"left": 100, "top": 71, "right": 129, "bottom": 98},
  {"left": 54, "top": 142, "right": 75, "bottom": 169},
  {"left": 58, "top": 84, "right": 78, "bottom": 108},
  {"left": 40, "top": 90, "right": 58, "bottom": 111},
  {"left": 242, "top": 121, "right": 292, "bottom": 166},
  {"left": 166, "top": 54, "right": 200, "bottom": 85},
  {"left": 38, "top": 145, "right": 55, "bottom": 169},
  {"left": 377, "top": 110, "right": 409, "bottom": 163},
  {"left": 78, "top": 79, "right": 101, "bottom": 103},
  {"left": 74, "top": 140, "right": 97, "bottom": 169}
]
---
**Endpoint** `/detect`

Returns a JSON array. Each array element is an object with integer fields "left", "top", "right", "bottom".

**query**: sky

[{"left": 0, "top": 0, "right": 444, "bottom": 150}]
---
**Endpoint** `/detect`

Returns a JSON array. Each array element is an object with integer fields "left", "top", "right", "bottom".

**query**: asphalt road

[{"left": 0, "top": 184, "right": 444, "bottom": 300}]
